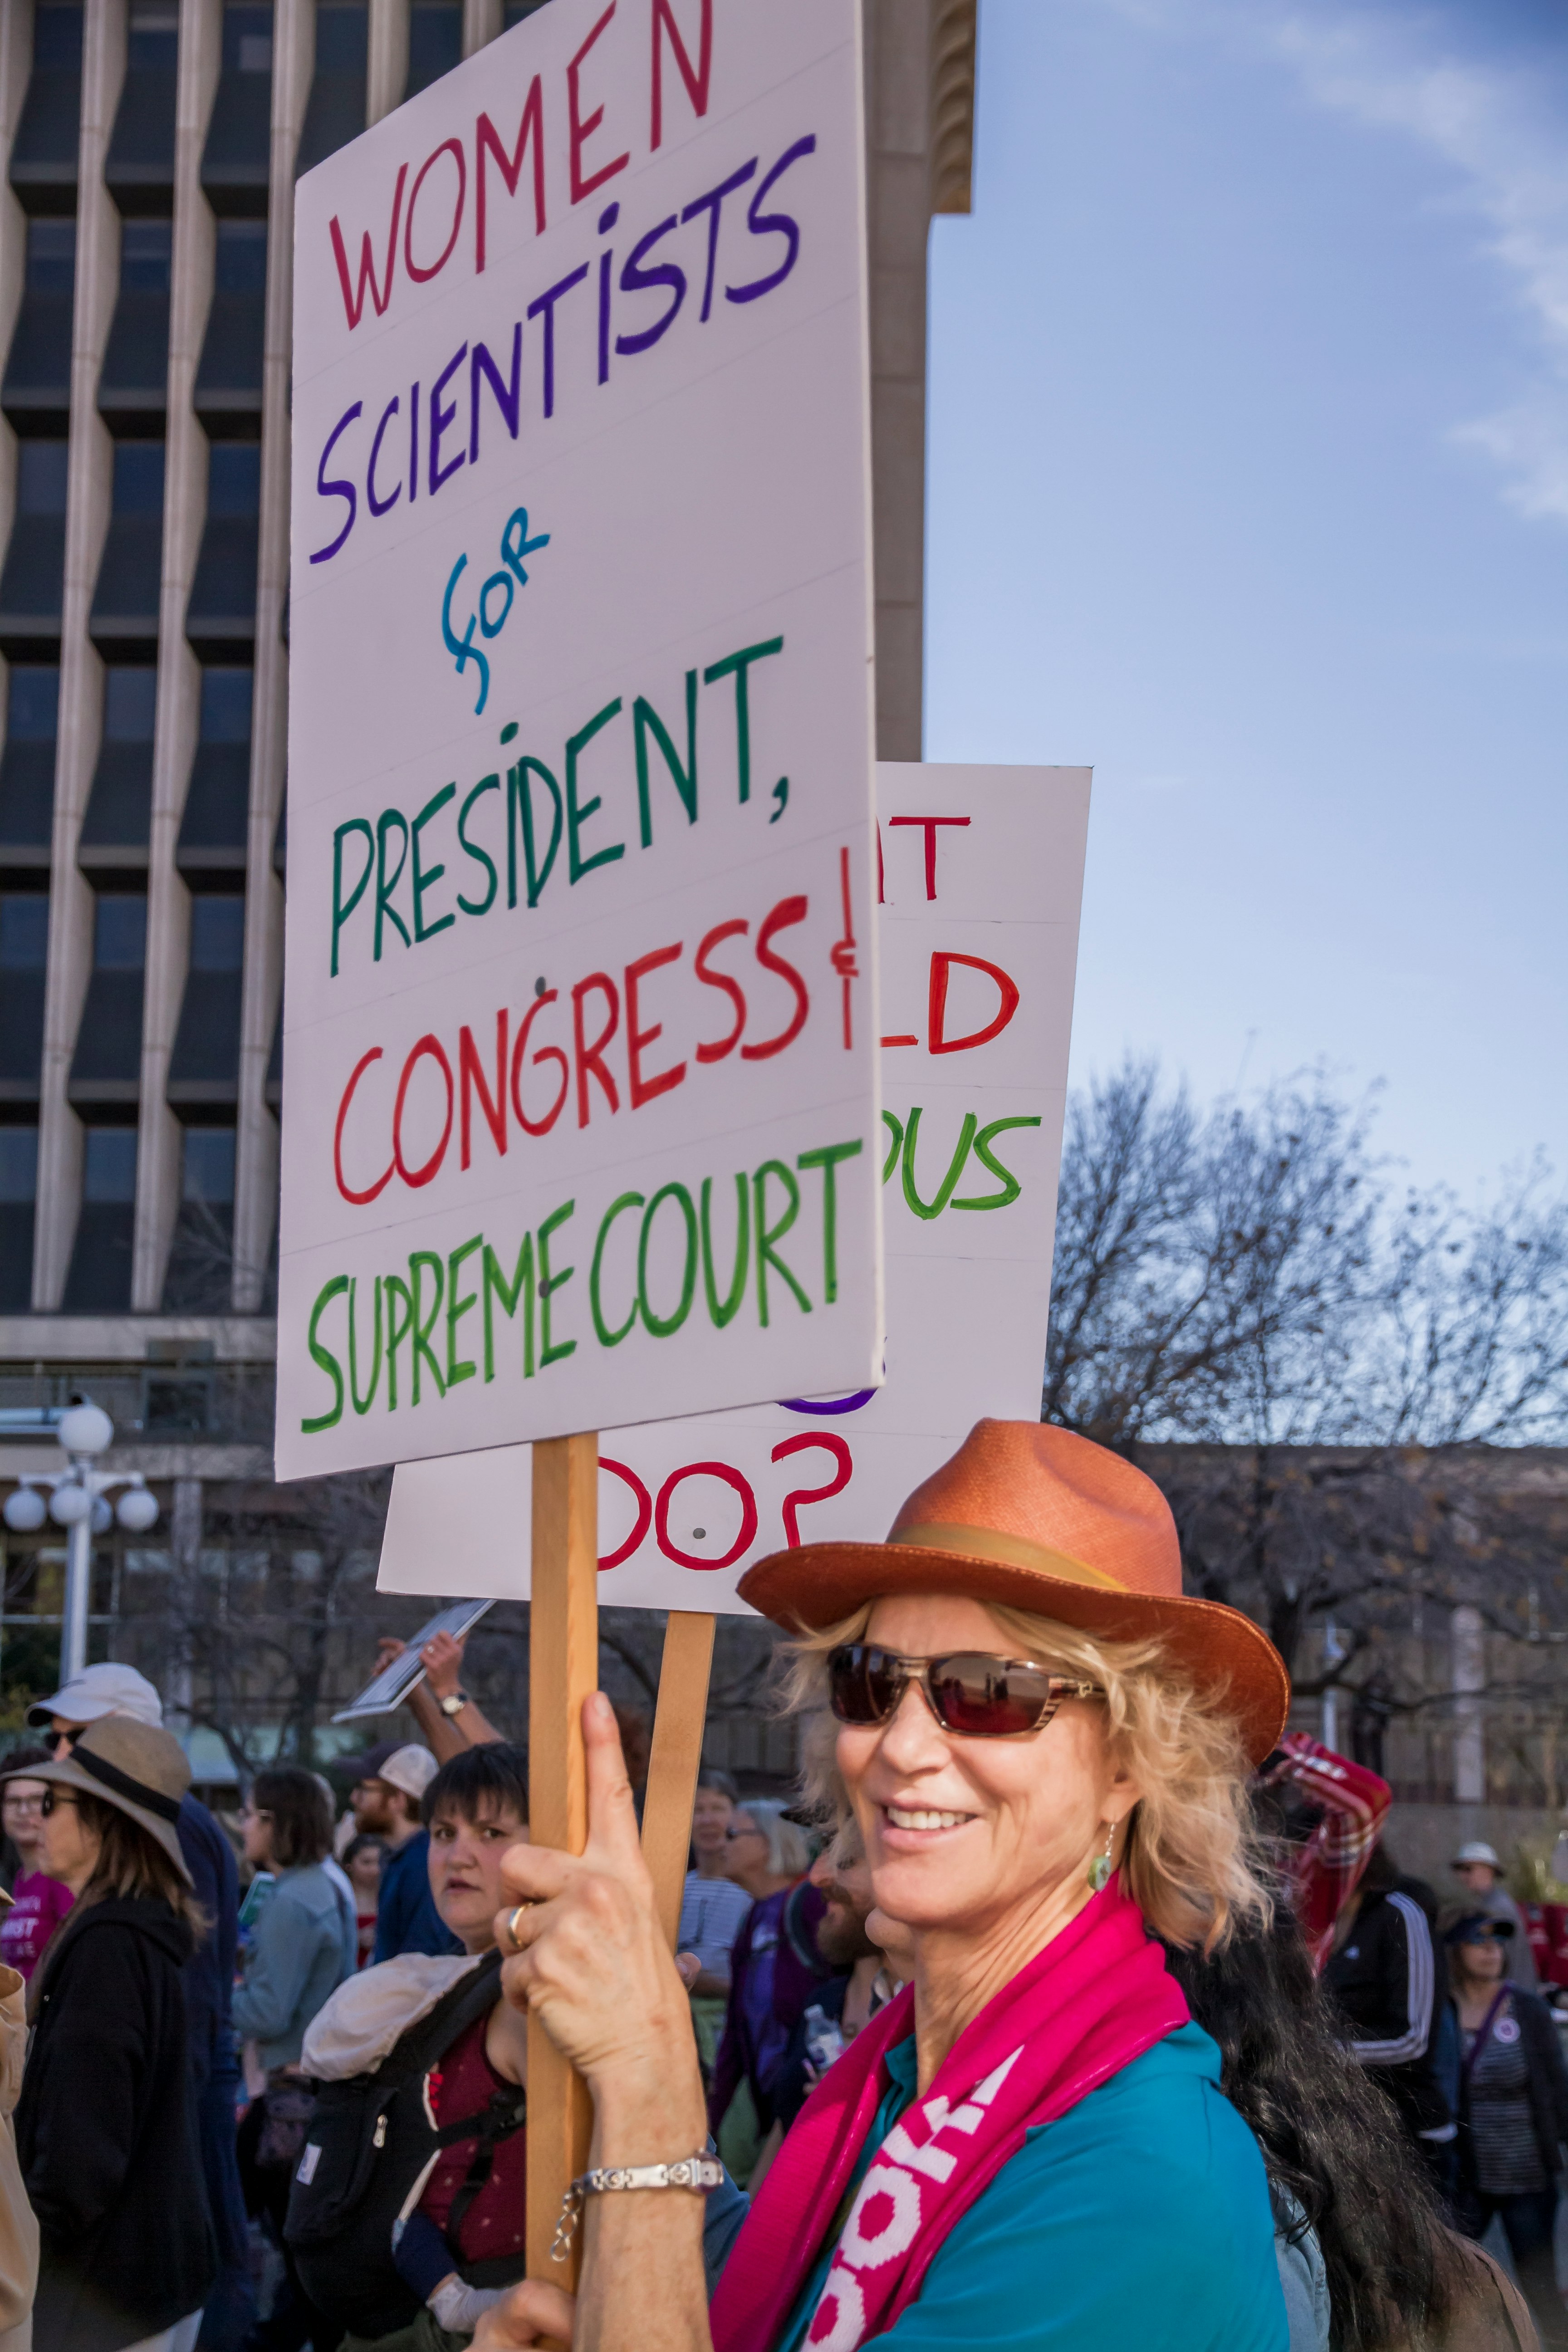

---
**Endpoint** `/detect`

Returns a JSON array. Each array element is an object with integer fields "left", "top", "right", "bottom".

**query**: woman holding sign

[{"left": 476, "top": 1422, "right": 1307, "bottom": 2350}]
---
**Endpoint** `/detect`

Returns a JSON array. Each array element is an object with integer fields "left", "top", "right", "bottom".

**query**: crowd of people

[{"left": 0, "top": 1421, "right": 1564, "bottom": 2349}]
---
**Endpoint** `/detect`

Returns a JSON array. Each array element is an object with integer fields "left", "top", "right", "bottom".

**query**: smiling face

[
  {"left": 428, "top": 1797, "right": 529, "bottom": 1954},
  {"left": 836, "top": 1593, "right": 1140, "bottom": 1950}
]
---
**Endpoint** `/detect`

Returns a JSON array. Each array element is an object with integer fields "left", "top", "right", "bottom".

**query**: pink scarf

[{"left": 709, "top": 1883, "right": 1189, "bottom": 2352}]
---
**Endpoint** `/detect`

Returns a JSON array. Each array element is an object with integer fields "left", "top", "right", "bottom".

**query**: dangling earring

[{"left": 1088, "top": 1824, "right": 1116, "bottom": 1893}]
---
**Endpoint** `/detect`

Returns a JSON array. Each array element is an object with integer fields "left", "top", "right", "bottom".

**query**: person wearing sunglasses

[
  {"left": 1445, "top": 1909, "right": 1568, "bottom": 2347},
  {"left": 474, "top": 1421, "right": 1302, "bottom": 2352},
  {"left": 1, "top": 1716, "right": 216, "bottom": 2352}
]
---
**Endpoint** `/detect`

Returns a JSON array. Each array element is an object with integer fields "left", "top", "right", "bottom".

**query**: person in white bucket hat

[{"left": 1452, "top": 1842, "right": 1538, "bottom": 1989}]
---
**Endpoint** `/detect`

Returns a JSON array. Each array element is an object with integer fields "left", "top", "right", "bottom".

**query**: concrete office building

[{"left": 0, "top": 0, "right": 976, "bottom": 1713}]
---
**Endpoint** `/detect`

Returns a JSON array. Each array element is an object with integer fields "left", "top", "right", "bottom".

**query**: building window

[
  {"left": 107, "top": 4, "right": 180, "bottom": 214},
  {"left": 2, "top": 220, "right": 75, "bottom": 429},
  {"left": 89, "top": 443, "right": 165, "bottom": 652},
  {"left": 62, "top": 1125, "right": 139, "bottom": 1312},
  {"left": 81, "top": 666, "right": 158, "bottom": 853},
  {"left": 406, "top": 2, "right": 462, "bottom": 99},
  {"left": 100, "top": 221, "right": 172, "bottom": 430},
  {"left": 163, "top": 1126, "right": 236, "bottom": 1309},
  {"left": 68, "top": 892, "right": 147, "bottom": 1099},
  {"left": 195, "top": 223, "right": 268, "bottom": 432},
  {"left": 190, "top": 895, "right": 245, "bottom": 973},
  {"left": 187, "top": 446, "right": 259, "bottom": 659},
  {"left": 0, "top": 665, "right": 60, "bottom": 850},
  {"left": 202, "top": 4, "right": 274, "bottom": 214},
  {"left": 0, "top": 895, "right": 49, "bottom": 1091},
  {"left": 179, "top": 667, "right": 252, "bottom": 870},
  {"left": 0, "top": 1127, "right": 39, "bottom": 1312},
  {"left": 94, "top": 894, "right": 149, "bottom": 969},
  {"left": 10, "top": 3, "right": 84, "bottom": 202},
  {"left": 295, "top": 5, "right": 367, "bottom": 179},
  {"left": 169, "top": 894, "right": 245, "bottom": 1099},
  {"left": 0, "top": 442, "right": 70, "bottom": 650}
]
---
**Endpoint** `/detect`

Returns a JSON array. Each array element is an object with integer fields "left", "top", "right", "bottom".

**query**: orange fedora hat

[{"left": 738, "top": 1419, "right": 1290, "bottom": 1764}]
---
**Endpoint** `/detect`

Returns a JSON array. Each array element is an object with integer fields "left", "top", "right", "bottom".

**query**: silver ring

[{"left": 506, "top": 1902, "right": 534, "bottom": 1951}]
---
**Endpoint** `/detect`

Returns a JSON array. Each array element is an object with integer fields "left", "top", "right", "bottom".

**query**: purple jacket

[{"left": 708, "top": 1879, "right": 840, "bottom": 2135}]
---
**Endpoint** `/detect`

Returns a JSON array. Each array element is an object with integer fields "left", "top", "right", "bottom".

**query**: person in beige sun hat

[{"left": 1, "top": 1718, "right": 214, "bottom": 2352}]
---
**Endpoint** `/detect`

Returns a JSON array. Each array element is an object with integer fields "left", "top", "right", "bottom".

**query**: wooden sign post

[
  {"left": 642, "top": 1612, "right": 720, "bottom": 1950},
  {"left": 524, "top": 1433, "right": 599, "bottom": 2291},
  {"left": 524, "top": 1443, "right": 716, "bottom": 2304}
]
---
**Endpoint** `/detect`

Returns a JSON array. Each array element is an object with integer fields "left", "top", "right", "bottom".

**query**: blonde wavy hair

[{"left": 783, "top": 1600, "right": 1271, "bottom": 1954}]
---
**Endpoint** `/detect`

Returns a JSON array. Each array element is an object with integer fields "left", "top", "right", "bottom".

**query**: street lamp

[{"left": 2, "top": 1401, "right": 159, "bottom": 1681}]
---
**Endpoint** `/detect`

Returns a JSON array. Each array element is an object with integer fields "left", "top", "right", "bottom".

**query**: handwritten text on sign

[
  {"left": 378, "top": 764, "right": 1092, "bottom": 1607},
  {"left": 278, "top": 2, "right": 881, "bottom": 1479}
]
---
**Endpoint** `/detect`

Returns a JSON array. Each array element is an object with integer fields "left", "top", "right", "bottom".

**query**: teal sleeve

[
  {"left": 868, "top": 2029, "right": 1289, "bottom": 2352},
  {"left": 231, "top": 1887, "right": 318, "bottom": 2045}
]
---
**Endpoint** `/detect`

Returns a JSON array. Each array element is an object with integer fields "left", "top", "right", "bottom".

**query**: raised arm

[
  {"left": 382, "top": 1631, "right": 505, "bottom": 1762},
  {"left": 478, "top": 1694, "right": 714, "bottom": 2352}
]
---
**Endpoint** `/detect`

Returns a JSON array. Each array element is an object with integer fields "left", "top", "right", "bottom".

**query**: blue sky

[{"left": 924, "top": 0, "right": 1568, "bottom": 1195}]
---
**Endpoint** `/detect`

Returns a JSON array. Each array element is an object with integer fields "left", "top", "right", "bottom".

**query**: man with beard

[{"left": 753, "top": 1818, "right": 891, "bottom": 2182}]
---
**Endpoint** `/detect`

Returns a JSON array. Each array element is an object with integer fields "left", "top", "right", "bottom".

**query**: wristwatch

[{"left": 438, "top": 1690, "right": 470, "bottom": 1718}]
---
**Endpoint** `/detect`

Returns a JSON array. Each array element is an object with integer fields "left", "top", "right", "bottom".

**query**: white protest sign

[
  {"left": 276, "top": 1, "right": 880, "bottom": 1481},
  {"left": 378, "top": 763, "right": 1090, "bottom": 1603}
]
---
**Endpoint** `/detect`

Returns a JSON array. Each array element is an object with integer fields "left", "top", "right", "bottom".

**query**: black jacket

[
  {"left": 1458, "top": 1984, "right": 1568, "bottom": 2181},
  {"left": 17, "top": 1895, "right": 217, "bottom": 2352},
  {"left": 1323, "top": 1885, "right": 1454, "bottom": 2142}
]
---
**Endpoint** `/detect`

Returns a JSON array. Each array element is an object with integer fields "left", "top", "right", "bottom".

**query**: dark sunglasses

[
  {"left": 39, "top": 1788, "right": 78, "bottom": 1817},
  {"left": 827, "top": 1644, "right": 1103, "bottom": 1740},
  {"left": 52, "top": 1728, "right": 84, "bottom": 1750}
]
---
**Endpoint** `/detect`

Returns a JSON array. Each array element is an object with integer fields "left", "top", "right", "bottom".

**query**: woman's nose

[{"left": 877, "top": 1678, "right": 949, "bottom": 1769}]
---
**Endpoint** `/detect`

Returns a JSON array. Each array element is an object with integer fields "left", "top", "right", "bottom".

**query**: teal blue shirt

[{"left": 770, "top": 2021, "right": 1287, "bottom": 2352}]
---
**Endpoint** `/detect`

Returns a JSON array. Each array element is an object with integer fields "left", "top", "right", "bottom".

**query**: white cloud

[{"left": 1094, "top": 0, "right": 1568, "bottom": 522}]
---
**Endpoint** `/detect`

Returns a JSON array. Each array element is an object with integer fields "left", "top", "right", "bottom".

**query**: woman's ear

[{"left": 1102, "top": 1757, "right": 1143, "bottom": 1827}]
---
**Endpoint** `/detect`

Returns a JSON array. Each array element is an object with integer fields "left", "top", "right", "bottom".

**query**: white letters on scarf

[{"left": 805, "top": 2048, "right": 1024, "bottom": 2350}]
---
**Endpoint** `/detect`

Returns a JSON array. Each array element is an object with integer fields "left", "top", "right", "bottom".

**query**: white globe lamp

[
  {"left": 2, "top": 1487, "right": 46, "bottom": 1534},
  {"left": 115, "top": 1485, "right": 159, "bottom": 1535},
  {"left": 58, "top": 1401, "right": 113, "bottom": 1457},
  {"left": 48, "top": 1480, "right": 93, "bottom": 1527}
]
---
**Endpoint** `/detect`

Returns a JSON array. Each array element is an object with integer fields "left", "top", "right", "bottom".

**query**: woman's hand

[
  {"left": 471, "top": 2280, "right": 576, "bottom": 2348},
  {"left": 496, "top": 1694, "right": 706, "bottom": 2141}
]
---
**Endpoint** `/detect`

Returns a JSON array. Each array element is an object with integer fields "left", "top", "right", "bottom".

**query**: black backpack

[{"left": 284, "top": 1951, "right": 528, "bottom": 2337}]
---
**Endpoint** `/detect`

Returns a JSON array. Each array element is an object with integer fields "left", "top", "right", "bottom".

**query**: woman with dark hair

[
  {"left": 297, "top": 1743, "right": 534, "bottom": 2347},
  {"left": 234, "top": 1766, "right": 357, "bottom": 2063},
  {"left": 234, "top": 1764, "right": 356, "bottom": 2347},
  {"left": 343, "top": 1833, "right": 387, "bottom": 1970},
  {"left": 4, "top": 1716, "right": 215, "bottom": 2352},
  {"left": 1445, "top": 1910, "right": 1568, "bottom": 2349},
  {"left": 1163, "top": 1900, "right": 1498, "bottom": 2351}
]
